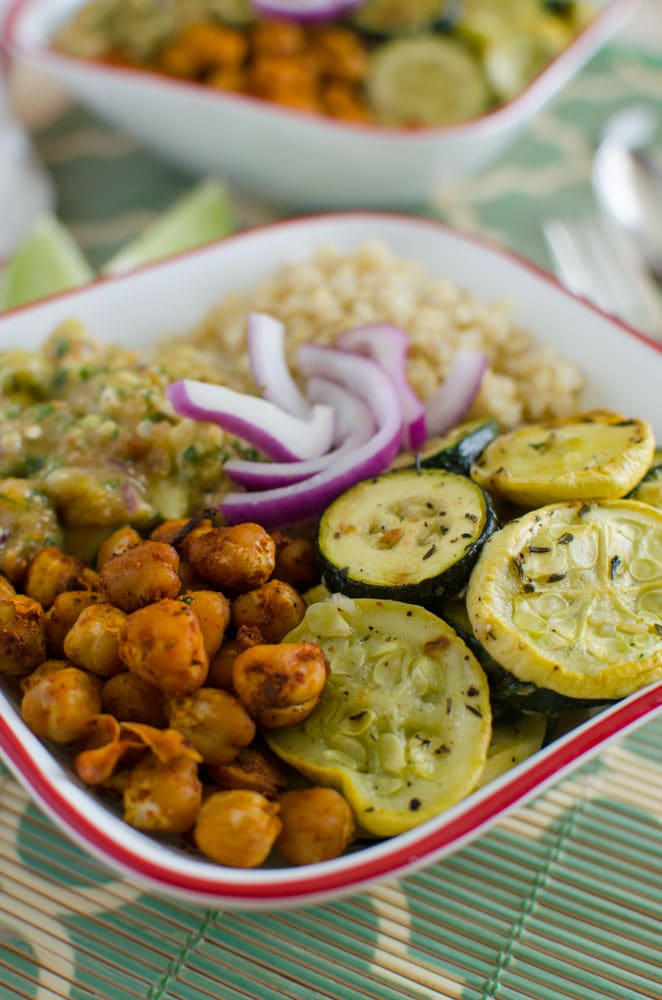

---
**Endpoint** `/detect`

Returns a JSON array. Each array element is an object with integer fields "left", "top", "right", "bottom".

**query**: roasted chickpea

[
  {"left": 123, "top": 753, "right": 202, "bottom": 833},
  {"left": 21, "top": 666, "right": 102, "bottom": 743},
  {"left": 149, "top": 518, "right": 189, "bottom": 545},
  {"left": 181, "top": 21, "right": 247, "bottom": 70},
  {"left": 101, "top": 672, "right": 167, "bottom": 727},
  {"left": 63, "top": 602, "right": 127, "bottom": 678},
  {"left": 208, "top": 746, "right": 288, "bottom": 799},
  {"left": 272, "top": 533, "right": 318, "bottom": 591},
  {"left": 20, "top": 658, "right": 71, "bottom": 692},
  {"left": 0, "top": 594, "right": 47, "bottom": 675},
  {"left": 100, "top": 540, "right": 181, "bottom": 612},
  {"left": 275, "top": 788, "right": 356, "bottom": 866},
  {"left": 119, "top": 598, "right": 208, "bottom": 696},
  {"left": 156, "top": 41, "right": 198, "bottom": 78},
  {"left": 181, "top": 590, "right": 231, "bottom": 659},
  {"left": 236, "top": 624, "right": 264, "bottom": 649},
  {"left": 188, "top": 523, "right": 275, "bottom": 593},
  {"left": 151, "top": 517, "right": 213, "bottom": 561},
  {"left": 232, "top": 642, "right": 329, "bottom": 728},
  {"left": 177, "top": 559, "right": 203, "bottom": 590},
  {"left": 96, "top": 526, "right": 141, "bottom": 570},
  {"left": 310, "top": 26, "right": 369, "bottom": 82},
  {"left": 193, "top": 789, "right": 281, "bottom": 867},
  {"left": 206, "top": 639, "right": 239, "bottom": 691},
  {"left": 252, "top": 19, "right": 306, "bottom": 57},
  {"left": 45, "top": 589, "right": 105, "bottom": 657},
  {"left": 166, "top": 687, "right": 255, "bottom": 765},
  {"left": 231, "top": 579, "right": 306, "bottom": 643},
  {"left": 24, "top": 546, "right": 89, "bottom": 609}
]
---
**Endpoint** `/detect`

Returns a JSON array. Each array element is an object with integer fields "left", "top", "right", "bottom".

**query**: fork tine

[
  {"left": 543, "top": 213, "right": 662, "bottom": 339},
  {"left": 543, "top": 218, "right": 612, "bottom": 311}
]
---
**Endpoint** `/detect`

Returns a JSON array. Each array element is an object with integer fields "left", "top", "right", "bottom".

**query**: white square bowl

[
  {"left": 0, "top": 212, "right": 660, "bottom": 909},
  {"left": 2, "top": 0, "right": 639, "bottom": 210}
]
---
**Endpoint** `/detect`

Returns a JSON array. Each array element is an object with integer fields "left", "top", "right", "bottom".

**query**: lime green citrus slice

[
  {"left": 0, "top": 215, "right": 94, "bottom": 311},
  {"left": 101, "top": 180, "right": 233, "bottom": 276}
]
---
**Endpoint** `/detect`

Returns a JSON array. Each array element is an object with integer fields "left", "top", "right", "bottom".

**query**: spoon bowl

[{"left": 592, "top": 105, "right": 662, "bottom": 277}]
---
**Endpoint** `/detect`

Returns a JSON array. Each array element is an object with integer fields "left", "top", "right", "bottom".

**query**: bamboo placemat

[{"left": 1, "top": 41, "right": 661, "bottom": 1000}]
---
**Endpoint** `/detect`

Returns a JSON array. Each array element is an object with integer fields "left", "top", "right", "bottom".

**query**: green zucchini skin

[
  {"left": 349, "top": 0, "right": 455, "bottom": 37},
  {"left": 440, "top": 603, "right": 612, "bottom": 720},
  {"left": 317, "top": 467, "right": 498, "bottom": 607},
  {"left": 628, "top": 463, "right": 662, "bottom": 510},
  {"left": 393, "top": 419, "right": 500, "bottom": 476}
]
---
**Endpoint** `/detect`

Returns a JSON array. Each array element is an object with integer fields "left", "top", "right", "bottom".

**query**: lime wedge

[
  {"left": 101, "top": 180, "right": 233, "bottom": 276},
  {"left": 0, "top": 215, "right": 94, "bottom": 311}
]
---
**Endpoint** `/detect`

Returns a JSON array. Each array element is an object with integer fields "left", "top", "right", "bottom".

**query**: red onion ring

[
  {"left": 424, "top": 350, "right": 489, "bottom": 437},
  {"left": 336, "top": 323, "right": 427, "bottom": 450},
  {"left": 247, "top": 312, "right": 310, "bottom": 418},
  {"left": 167, "top": 379, "right": 335, "bottom": 461},
  {"left": 251, "top": 0, "right": 362, "bottom": 24},
  {"left": 220, "top": 346, "right": 402, "bottom": 526},
  {"left": 222, "top": 376, "right": 375, "bottom": 488}
]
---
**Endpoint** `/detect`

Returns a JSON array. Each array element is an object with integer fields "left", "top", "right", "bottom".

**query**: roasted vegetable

[
  {"left": 350, "top": 0, "right": 452, "bottom": 36},
  {"left": 476, "top": 714, "right": 547, "bottom": 789},
  {"left": 466, "top": 499, "right": 662, "bottom": 699},
  {"left": 470, "top": 411, "right": 655, "bottom": 507},
  {"left": 267, "top": 597, "right": 491, "bottom": 836},
  {"left": 629, "top": 462, "right": 662, "bottom": 511},
  {"left": 440, "top": 598, "right": 612, "bottom": 719},
  {"left": 317, "top": 466, "right": 497, "bottom": 606},
  {"left": 392, "top": 418, "right": 500, "bottom": 475},
  {"left": 365, "top": 34, "right": 492, "bottom": 126}
]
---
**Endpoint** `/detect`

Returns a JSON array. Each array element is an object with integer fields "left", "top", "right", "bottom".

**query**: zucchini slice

[
  {"left": 317, "top": 467, "right": 498, "bottom": 605},
  {"left": 476, "top": 715, "right": 547, "bottom": 789},
  {"left": 350, "top": 0, "right": 451, "bottom": 36},
  {"left": 471, "top": 411, "right": 655, "bottom": 507},
  {"left": 392, "top": 419, "right": 499, "bottom": 475},
  {"left": 365, "top": 35, "right": 492, "bottom": 126},
  {"left": 441, "top": 598, "right": 612, "bottom": 719},
  {"left": 630, "top": 463, "right": 662, "bottom": 511},
  {"left": 466, "top": 499, "right": 662, "bottom": 699},
  {"left": 266, "top": 596, "right": 491, "bottom": 836}
]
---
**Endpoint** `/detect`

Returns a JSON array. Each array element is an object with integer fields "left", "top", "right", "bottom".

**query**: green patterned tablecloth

[{"left": 1, "top": 41, "right": 661, "bottom": 1000}]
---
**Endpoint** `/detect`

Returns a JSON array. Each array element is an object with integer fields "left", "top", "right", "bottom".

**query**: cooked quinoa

[{"left": 158, "top": 240, "right": 584, "bottom": 429}]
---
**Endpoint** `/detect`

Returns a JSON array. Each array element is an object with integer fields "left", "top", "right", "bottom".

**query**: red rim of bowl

[
  {"left": 0, "top": 209, "right": 660, "bottom": 906},
  {"left": 1, "top": 685, "right": 661, "bottom": 905},
  {"left": 2, "top": 0, "right": 640, "bottom": 140}
]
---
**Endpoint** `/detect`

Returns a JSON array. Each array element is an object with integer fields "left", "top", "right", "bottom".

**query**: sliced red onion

[
  {"left": 220, "top": 346, "right": 403, "bottom": 526},
  {"left": 223, "top": 377, "right": 375, "bottom": 489},
  {"left": 220, "top": 416, "right": 401, "bottom": 527},
  {"left": 424, "top": 350, "right": 489, "bottom": 437},
  {"left": 251, "top": 0, "right": 362, "bottom": 24},
  {"left": 306, "top": 376, "right": 375, "bottom": 447},
  {"left": 247, "top": 312, "right": 310, "bottom": 418},
  {"left": 167, "top": 379, "right": 334, "bottom": 461},
  {"left": 336, "top": 323, "right": 427, "bottom": 450}
]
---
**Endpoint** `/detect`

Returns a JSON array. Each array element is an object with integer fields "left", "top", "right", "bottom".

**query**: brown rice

[{"left": 158, "top": 239, "right": 584, "bottom": 428}]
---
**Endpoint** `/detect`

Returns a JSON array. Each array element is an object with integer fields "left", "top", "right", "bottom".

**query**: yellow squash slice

[
  {"left": 466, "top": 499, "right": 662, "bottom": 699},
  {"left": 267, "top": 596, "right": 491, "bottom": 836},
  {"left": 476, "top": 715, "right": 547, "bottom": 789},
  {"left": 470, "top": 411, "right": 655, "bottom": 507}
]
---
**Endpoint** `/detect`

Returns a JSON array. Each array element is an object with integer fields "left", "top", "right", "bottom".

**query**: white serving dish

[
  {"left": 2, "top": 0, "right": 639, "bottom": 210},
  {"left": 0, "top": 212, "right": 660, "bottom": 909}
]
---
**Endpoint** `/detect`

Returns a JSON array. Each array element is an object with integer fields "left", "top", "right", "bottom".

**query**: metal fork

[{"left": 543, "top": 212, "right": 662, "bottom": 340}]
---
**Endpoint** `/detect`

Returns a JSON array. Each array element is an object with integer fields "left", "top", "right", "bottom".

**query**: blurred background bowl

[{"left": 2, "top": 0, "right": 639, "bottom": 210}]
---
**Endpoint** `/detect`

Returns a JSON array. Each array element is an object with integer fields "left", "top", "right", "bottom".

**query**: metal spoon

[{"left": 592, "top": 105, "right": 662, "bottom": 279}]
